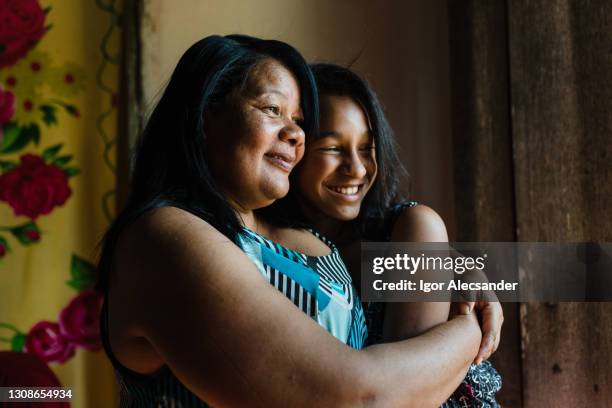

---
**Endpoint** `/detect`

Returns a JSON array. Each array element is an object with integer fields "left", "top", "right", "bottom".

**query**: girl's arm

[
  {"left": 110, "top": 206, "right": 480, "bottom": 408},
  {"left": 383, "top": 204, "right": 503, "bottom": 363},
  {"left": 383, "top": 204, "right": 451, "bottom": 341}
]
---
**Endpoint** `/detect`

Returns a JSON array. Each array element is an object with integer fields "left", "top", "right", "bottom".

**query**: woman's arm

[
  {"left": 110, "top": 207, "right": 480, "bottom": 408},
  {"left": 383, "top": 204, "right": 504, "bottom": 363},
  {"left": 383, "top": 204, "right": 451, "bottom": 341}
]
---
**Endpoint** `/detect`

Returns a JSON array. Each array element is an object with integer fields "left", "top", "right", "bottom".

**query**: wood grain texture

[
  {"left": 117, "top": 0, "right": 145, "bottom": 211},
  {"left": 508, "top": 0, "right": 612, "bottom": 406},
  {"left": 448, "top": 1, "right": 523, "bottom": 406}
]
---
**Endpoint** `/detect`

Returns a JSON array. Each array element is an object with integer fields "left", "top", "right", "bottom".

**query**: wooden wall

[{"left": 449, "top": 0, "right": 612, "bottom": 406}]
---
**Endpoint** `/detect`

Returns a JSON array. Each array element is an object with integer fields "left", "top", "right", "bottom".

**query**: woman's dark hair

[
  {"left": 291, "top": 63, "right": 408, "bottom": 236},
  {"left": 96, "top": 35, "right": 318, "bottom": 292}
]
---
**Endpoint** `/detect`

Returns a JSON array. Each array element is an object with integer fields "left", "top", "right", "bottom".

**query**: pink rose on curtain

[
  {"left": 24, "top": 321, "right": 75, "bottom": 364},
  {"left": 0, "top": 153, "right": 71, "bottom": 219},
  {"left": 0, "top": 0, "right": 47, "bottom": 68},
  {"left": 59, "top": 289, "right": 103, "bottom": 351}
]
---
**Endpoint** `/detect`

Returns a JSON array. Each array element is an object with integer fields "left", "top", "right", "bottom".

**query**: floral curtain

[{"left": 0, "top": 0, "right": 120, "bottom": 406}]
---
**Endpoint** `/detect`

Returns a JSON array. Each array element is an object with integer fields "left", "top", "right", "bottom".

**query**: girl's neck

[
  {"left": 317, "top": 220, "right": 358, "bottom": 246},
  {"left": 297, "top": 201, "right": 359, "bottom": 246}
]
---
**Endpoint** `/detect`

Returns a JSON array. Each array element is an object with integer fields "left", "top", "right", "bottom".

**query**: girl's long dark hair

[{"left": 97, "top": 35, "right": 318, "bottom": 292}]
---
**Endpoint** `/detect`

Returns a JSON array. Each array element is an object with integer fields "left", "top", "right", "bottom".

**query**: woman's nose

[
  {"left": 342, "top": 151, "right": 367, "bottom": 178},
  {"left": 279, "top": 122, "right": 305, "bottom": 147}
]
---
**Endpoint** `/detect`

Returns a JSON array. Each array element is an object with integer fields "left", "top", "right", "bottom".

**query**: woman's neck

[
  {"left": 233, "top": 203, "right": 273, "bottom": 237},
  {"left": 228, "top": 197, "right": 257, "bottom": 231}
]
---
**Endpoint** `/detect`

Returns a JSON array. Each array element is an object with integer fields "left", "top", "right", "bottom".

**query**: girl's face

[
  {"left": 206, "top": 58, "right": 305, "bottom": 211},
  {"left": 294, "top": 95, "right": 377, "bottom": 221}
]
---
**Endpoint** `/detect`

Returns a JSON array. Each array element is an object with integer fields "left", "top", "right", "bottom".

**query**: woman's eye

[
  {"left": 262, "top": 106, "right": 280, "bottom": 115},
  {"left": 360, "top": 145, "right": 375, "bottom": 152},
  {"left": 320, "top": 146, "right": 341, "bottom": 152}
]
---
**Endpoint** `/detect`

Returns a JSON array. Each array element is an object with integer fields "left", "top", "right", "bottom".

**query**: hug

[{"left": 97, "top": 34, "right": 503, "bottom": 407}]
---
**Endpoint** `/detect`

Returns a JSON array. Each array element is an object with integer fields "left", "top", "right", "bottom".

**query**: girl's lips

[
  {"left": 264, "top": 153, "right": 294, "bottom": 172},
  {"left": 324, "top": 184, "right": 364, "bottom": 202}
]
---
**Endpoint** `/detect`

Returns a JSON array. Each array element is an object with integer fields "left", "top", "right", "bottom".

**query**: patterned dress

[
  {"left": 100, "top": 226, "right": 367, "bottom": 407},
  {"left": 363, "top": 201, "right": 503, "bottom": 408}
]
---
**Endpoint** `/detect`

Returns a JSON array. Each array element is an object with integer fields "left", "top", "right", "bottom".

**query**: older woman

[{"left": 97, "top": 35, "right": 481, "bottom": 407}]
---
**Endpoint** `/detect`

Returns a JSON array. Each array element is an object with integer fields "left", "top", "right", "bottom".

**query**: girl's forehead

[
  {"left": 320, "top": 94, "right": 372, "bottom": 126},
  {"left": 318, "top": 96, "right": 370, "bottom": 133}
]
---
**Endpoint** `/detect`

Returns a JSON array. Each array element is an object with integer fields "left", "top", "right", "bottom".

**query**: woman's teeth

[{"left": 329, "top": 186, "right": 359, "bottom": 195}]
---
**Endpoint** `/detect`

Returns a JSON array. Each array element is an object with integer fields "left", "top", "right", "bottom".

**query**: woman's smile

[{"left": 264, "top": 150, "right": 297, "bottom": 172}]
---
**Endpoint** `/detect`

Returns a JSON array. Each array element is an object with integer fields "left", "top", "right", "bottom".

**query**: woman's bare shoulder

[
  {"left": 391, "top": 204, "right": 448, "bottom": 242},
  {"left": 123, "top": 206, "right": 217, "bottom": 240},
  {"left": 117, "top": 206, "right": 228, "bottom": 258},
  {"left": 111, "top": 205, "right": 244, "bottom": 300}
]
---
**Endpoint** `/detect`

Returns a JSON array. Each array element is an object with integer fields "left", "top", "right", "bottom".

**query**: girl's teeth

[{"left": 331, "top": 186, "right": 358, "bottom": 195}]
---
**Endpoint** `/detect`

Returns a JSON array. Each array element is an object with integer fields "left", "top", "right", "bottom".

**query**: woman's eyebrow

[{"left": 258, "top": 89, "right": 287, "bottom": 98}]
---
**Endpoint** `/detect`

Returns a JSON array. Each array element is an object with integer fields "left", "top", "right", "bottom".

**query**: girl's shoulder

[
  {"left": 389, "top": 203, "right": 448, "bottom": 242},
  {"left": 363, "top": 201, "right": 448, "bottom": 242},
  {"left": 363, "top": 201, "right": 418, "bottom": 241}
]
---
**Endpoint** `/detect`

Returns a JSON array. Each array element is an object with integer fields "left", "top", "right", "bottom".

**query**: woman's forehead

[{"left": 243, "top": 59, "right": 300, "bottom": 99}]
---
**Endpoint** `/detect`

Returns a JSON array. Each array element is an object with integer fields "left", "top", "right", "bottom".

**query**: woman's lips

[{"left": 264, "top": 152, "right": 295, "bottom": 172}]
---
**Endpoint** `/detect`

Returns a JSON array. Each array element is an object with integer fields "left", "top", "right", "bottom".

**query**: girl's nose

[{"left": 341, "top": 151, "right": 367, "bottom": 178}]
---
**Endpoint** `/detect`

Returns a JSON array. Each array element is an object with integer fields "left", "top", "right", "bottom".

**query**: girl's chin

[{"left": 324, "top": 206, "right": 361, "bottom": 222}]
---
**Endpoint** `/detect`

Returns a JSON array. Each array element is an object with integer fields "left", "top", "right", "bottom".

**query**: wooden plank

[
  {"left": 447, "top": 1, "right": 523, "bottom": 406},
  {"left": 508, "top": 0, "right": 612, "bottom": 406},
  {"left": 117, "top": 0, "right": 145, "bottom": 211}
]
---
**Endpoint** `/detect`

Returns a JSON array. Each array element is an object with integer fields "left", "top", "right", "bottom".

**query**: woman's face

[
  {"left": 294, "top": 95, "right": 377, "bottom": 221},
  {"left": 206, "top": 58, "right": 305, "bottom": 211}
]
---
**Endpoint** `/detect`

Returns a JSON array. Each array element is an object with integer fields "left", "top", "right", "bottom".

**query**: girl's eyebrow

[{"left": 318, "top": 131, "right": 340, "bottom": 138}]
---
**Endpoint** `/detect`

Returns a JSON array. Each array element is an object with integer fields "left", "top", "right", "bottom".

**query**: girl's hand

[{"left": 458, "top": 301, "right": 504, "bottom": 364}]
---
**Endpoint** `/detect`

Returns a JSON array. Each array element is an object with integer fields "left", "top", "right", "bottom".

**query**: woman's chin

[{"left": 264, "top": 183, "right": 290, "bottom": 202}]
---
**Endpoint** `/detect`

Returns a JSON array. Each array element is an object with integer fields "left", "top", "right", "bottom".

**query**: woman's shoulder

[
  {"left": 114, "top": 206, "right": 240, "bottom": 283},
  {"left": 120, "top": 206, "right": 224, "bottom": 245},
  {"left": 390, "top": 203, "right": 448, "bottom": 242}
]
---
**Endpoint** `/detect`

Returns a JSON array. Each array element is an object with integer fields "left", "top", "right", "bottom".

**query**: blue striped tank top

[{"left": 101, "top": 227, "right": 367, "bottom": 407}]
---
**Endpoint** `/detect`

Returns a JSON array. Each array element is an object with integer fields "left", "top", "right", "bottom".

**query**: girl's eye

[
  {"left": 320, "top": 146, "right": 341, "bottom": 153},
  {"left": 360, "top": 145, "right": 375, "bottom": 152}
]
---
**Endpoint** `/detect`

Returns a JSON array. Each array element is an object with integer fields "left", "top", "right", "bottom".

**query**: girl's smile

[{"left": 295, "top": 94, "right": 377, "bottom": 221}]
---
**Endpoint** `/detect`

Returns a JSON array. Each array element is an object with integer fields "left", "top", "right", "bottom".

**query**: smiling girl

[{"left": 290, "top": 63, "right": 503, "bottom": 407}]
